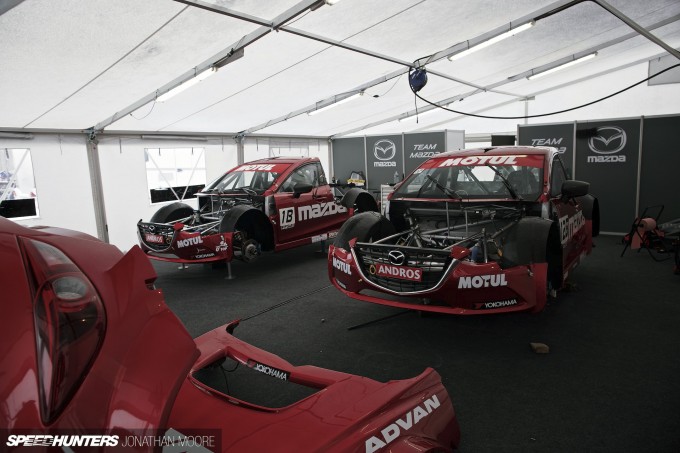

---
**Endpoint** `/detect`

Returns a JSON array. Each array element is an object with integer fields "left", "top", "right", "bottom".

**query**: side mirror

[
  {"left": 293, "top": 182, "right": 313, "bottom": 198},
  {"left": 561, "top": 180, "right": 589, "bottom": 200}
]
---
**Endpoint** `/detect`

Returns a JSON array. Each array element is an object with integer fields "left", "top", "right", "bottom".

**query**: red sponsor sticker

[
  {"left": 145, "top": 233, "right": 165, "bottom": 244},
  {"left": 373, "top": 263, "right": 422, "bottom": 281}
]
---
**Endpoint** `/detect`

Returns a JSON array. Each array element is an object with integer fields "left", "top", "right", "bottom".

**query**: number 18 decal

[{"left": 279, "top": 207, "right": 295, "bottom": 230}]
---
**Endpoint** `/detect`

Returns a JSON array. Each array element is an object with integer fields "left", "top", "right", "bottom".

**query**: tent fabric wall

[
  {"left": 98, "top": 136, "right": 238, "bottom": 251},
  {"left": 0, "top": 134, "right": 98, "bottom": 237},
  {"left": 243, "top": 137, "right": 330, "bottom": 177},
  {"left": 0, "top": 133, "right": 239, "bottom": 251}
]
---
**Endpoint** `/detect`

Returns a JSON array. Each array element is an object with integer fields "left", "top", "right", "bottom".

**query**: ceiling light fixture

[
  {"left": 310, "top": 0, "right": 340, "bottom": 11},
  {"left": 140, "top": 135, "right": 208, "bottom": 141},
  {"left": 0, "top": 132, "right": 34, "bottom": 139},
  {"left": 308, "top": 92, "right": 363, "bottom": 116},
  {"left": 527, "top": 52, "right": 598, "bottom": 80},
  {"left": 157, "top": 67, "right": 217, "bottom": 103},
  {"left": 448, "top": 21, "right": 535, "bottom": 61},
  {"left": 398, "top": 107, "right": 445, "bottom": 122}
]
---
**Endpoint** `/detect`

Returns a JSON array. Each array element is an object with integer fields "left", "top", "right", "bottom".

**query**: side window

[
  {"left": 0, "top": 148, "right": 39, "bottom": 219},
  {"left": 316, "top": 163, "right": 327, "bottom": 185},
  {"left": 550, "top": 158, "right": 567, "bottom": 198},
  {"left": 145, "top": 147, "right": 206, "bottom": 203},
  {"left": 280, "top": 164, "right": 318, "bottom": 192}
]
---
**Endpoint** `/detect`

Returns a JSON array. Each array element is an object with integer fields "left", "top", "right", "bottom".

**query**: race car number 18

[{"left": 279, "top": 207, "right": 295, "bottom": 229}]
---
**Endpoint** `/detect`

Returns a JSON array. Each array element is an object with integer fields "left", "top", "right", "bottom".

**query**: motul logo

[
  {"left": 458, "top": 274, "right": 508, "bottom": 289},
  {"left": 238, "top": 164, "right": 275, "bottom": 171},
  {"left": 298, "top": 202, "right": 347, "bottom": 221},
  {"left": 176, "top": 235, "right": 203, "bottom": 248},
  {"left": 365, "top": 395, "right": 441, "bottom": 453},
  {"left": 439, "top": 155, "right": 518, "bottom": 167},
  {"left": 333, "top": 256, "right": 351, "bottom": 275}
]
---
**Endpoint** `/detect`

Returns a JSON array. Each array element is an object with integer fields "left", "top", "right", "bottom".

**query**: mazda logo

[
  {"left": 388, "top": 250, "right": 406, "bottom": 265},
  {"left": 374, "top": 139, "right": 396, "bottom": 161},
  {"left": 588, "top": 126, "right": 626, "bottom": 154}
]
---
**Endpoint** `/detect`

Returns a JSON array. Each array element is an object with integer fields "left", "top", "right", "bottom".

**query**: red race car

[
  {"left": 137, "top": 157, "right": 377, "bottom": 265},
  {"left": 0, "top": 217, "right": 460, "bottom": 452},
  {"left": 328, "top": 146, "right": 600, "bottom": 315}
]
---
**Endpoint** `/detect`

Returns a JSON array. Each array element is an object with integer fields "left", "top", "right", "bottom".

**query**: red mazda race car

[
  {"left": 137, "top": 157, "right": 377, "bottom": 265},
  {"left": 0, "top": 217, "right": 460, "bottom": 452},
  {"left": 328, "top": 146, "right": 600, "bottom": 315}
]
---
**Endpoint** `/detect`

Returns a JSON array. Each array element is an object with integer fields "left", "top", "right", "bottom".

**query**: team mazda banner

[
  {"left": 366, "top": 135, "right": 403, "bottom": 191},
  {"left": 518, "top": 123, "right": 574, "bottom": 176},
  {"left": 575, "top": 119, "right": 640, "bottom": 232},
  {"left": 403, "top": 132, "right": 445, "bottom": 175}
]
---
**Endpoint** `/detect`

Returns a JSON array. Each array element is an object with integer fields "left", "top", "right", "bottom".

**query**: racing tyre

[
  {"left": 149, "top": 202, "right": 193, "bottom": 223},
  {"left": 334, "top": 211, "right": 395, "bottom": 250}
]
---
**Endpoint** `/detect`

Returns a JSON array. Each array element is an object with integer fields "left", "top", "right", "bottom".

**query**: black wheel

[
  {"left": 218, "top": 207, "right": 273, "bottom": 263},
  {"left": 334, "top": 211, "right": 395, "bottom": 250},
  {"left": 149, "top": 202, "right": 193, "bottom": 223}
]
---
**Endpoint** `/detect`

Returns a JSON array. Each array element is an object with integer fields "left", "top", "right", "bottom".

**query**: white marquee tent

[{"left": 1, "top": 0, "right": 679, "bottom": 248}]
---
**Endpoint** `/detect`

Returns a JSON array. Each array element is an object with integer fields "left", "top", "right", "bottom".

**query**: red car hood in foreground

[
  {"left": 0, "top": 217, "right": 459, "bottom": 452},
  {"left": 0, "top": 217, "right": 198, "bottom": 437},
  {"left": 170, "top": 321, "right": 459, "bottom": 452}
]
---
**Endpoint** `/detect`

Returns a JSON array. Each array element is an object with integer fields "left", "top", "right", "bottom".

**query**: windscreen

[
  {"left": 205, "top": 163, "right": 291, "bottom": 195},
  {"left": 393, "top": 154, "right": 544, "bottom": 201}
]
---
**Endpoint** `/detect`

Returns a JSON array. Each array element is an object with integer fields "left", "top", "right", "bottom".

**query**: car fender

[
  {"left": 219, "top": 205, "right": 274, "bottom": 251},
  {"left": 501, "top": 217, "right": 554, "bottom": 265},
  {"left": 333, "top": 212, "right": 395, "bottom": 250},
  {"left": 502, "top": 217, "right": 562, "bottom": 289},
  {"left": 576, "top": 194, "right": 600, "bottom": 237},
  {"left": 339, "top": 188, "right": 379, "bottom": 213}
]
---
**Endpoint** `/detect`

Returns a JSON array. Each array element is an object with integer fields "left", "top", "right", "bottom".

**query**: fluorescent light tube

[
  {"left": 141, "top": 135, "right": 208, "bottom": 141},
  {"left": 448, "top": 21, "right": 534, "bottom": 61},
  {"left": 308, "top": 92, "right": 363, "bottom": 116},
  {"left": 527, "top": 52, "right": 598, "bottom": 80},
  {"left": 398, "top": 107, "right": 443, "bottom": 122},
  {"left": 157, "top": 67, "right": 217, "bottom": 102}
]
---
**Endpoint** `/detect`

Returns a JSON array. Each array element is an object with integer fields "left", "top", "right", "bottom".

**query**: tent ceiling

[{"left": 1, "top": 0, "right": 678, "bottom": 137}]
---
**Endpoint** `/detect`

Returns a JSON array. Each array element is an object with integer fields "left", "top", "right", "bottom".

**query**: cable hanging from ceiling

[{"left": 405, "top": 61, "right": 680, "bottom": 120}]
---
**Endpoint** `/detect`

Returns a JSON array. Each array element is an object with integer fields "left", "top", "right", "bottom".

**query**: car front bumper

[{"left": 328, "top": 243, "right": 548, "bottom": 315}]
